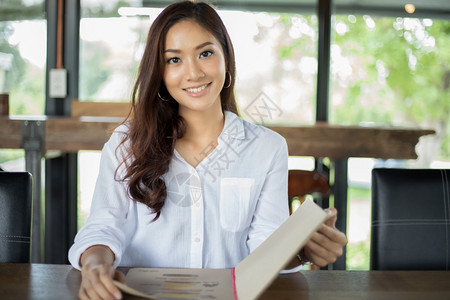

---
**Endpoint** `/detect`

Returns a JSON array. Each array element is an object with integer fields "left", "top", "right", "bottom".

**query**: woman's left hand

[{"left": 303, "top": 208, "right": 348, "bottom": 267}]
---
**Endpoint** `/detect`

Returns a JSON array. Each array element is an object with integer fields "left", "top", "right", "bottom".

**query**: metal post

[
  {"left": 316, "top": 0, "right": 332, "bottom": 122},
  {"left": 21, "top": 120, "right": 45, "bottom": 263},
  {"left": 44, "top": 0, "right": 80, "bottom": 264},
  {"left": 333, "top": 159, "right": 348, "bottom": 270}
]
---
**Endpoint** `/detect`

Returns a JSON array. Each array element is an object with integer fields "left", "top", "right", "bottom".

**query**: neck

[{"left": 181, "top": 109, "right": 225, "bottom": 143}]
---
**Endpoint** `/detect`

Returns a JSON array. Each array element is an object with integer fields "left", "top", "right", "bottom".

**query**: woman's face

[{"left": 163, "top": 20, "right": 226, "bottom": 115}]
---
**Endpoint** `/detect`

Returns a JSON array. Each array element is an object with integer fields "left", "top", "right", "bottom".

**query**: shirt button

[
  {"left": 194, "top": 237, "right": 200, "bottom": 243},
  {"left": 195, "top": 202, "right": 200, "bottom": 208}
]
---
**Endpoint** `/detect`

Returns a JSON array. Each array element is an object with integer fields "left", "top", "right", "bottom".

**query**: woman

[{"left": 69, "top": 1, "right": 347, "bottom": 299}]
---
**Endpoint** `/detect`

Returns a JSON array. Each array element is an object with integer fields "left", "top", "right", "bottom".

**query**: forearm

[{"left": 80, "top": 245, "right": 115, "bottom": 268}]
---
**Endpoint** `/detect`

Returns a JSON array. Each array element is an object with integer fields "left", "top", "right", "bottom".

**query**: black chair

[
  {"left": 371, "top": 168, "right": 450, "bottom": 270},
  {"left": 0, "top": 171, "right": 33, "bottom": 263}
]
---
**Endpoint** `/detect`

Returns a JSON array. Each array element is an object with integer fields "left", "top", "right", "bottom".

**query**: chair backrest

[
  {"left": 0, "top": 171, "right": 33, "bottom": 263},
  {"left": 371, "top": 168, "right": 450, "bottom": 270},
  {"left": 288, "top": 169, "right": 330, "bottom": 270},
  {"left": 288, "top": 169, "right": 330, "bottom": 213}
]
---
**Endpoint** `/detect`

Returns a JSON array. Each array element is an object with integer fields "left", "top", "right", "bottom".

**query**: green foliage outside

[
  {"left": 346, "top": 185, "right": 371, "bottom": 270},
  {"left": 347, "top": 241, "right": 370, "bottom": 270},
  {"left": 278, "top": 14, "right": 450, "bottom": 161},
  {"left": 0, "top": 2, "right": 45, "bottom": 115},
  {"left": 1, "top": 8, "right": 46, "bottom": 168},
  {"left": 79, "top": 41, "right": 111, "bottom": 100},
  {"left": 79, "top": 0, "right": 145, "bottom": 101},
  {"left": 0, "top": 24, "right": 26, "bottom": 94},
  {"left": 331, "top": 16, "right": 450, "bottom": 160}
]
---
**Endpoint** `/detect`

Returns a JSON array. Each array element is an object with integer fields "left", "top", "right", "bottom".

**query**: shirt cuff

[
  {"left": 68, "top": 240, "right": 122, "bottom": 270},
  {"left": 280, "top": 265, "right": 302, "bottom": 274}
]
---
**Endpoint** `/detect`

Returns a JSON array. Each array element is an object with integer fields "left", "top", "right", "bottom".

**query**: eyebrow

[{"left": 164, "top": 41, "right": 214, "bottom": 54}]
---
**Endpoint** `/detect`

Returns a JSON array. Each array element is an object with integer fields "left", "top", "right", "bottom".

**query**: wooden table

[
  {"left": 0, "top": 116, "right": 434, "bottom": 158},
  {"left": 1, "top": 263, "right": 449, "bottom": 299}
]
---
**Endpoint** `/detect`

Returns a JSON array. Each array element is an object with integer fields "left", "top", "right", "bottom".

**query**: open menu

[{"left": 114, "top": 199, "right": 329, "bottom": 299}]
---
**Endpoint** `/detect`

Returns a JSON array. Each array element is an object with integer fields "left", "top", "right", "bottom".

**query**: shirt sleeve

[
  {"left": 246, "top": 132, "right": 289, "bottom": 253},
  {"left": 68, "top": 129, "right": 131, "bottom": 270},
  {"left": 246, "top": 133, "right": 303, "bottom": 274}
]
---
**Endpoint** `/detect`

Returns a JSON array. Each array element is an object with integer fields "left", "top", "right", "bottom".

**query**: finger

[
  {"left": 114, "top": 270, "right": 126, "bottom": 283},
  {"left": 85, "top": 281, "right": 116, "bottom": 300},
  {"left": 308, "top": 232, "right": 344, "bottom": 259},
  {"left": 82, "top": 265, "right": 120, "bottom": 300},
  {"left": 78, "top": 288, "right": 90, "bottom": 300},
  {"left": 305, "top": 235, "right": 335, "bottom": 261},
  {"left": 311, "top": 231, "right": 344, "bottom": 257},
  {"left": 84, "top": 285, "right": 102, "bottom": 300},
  {"left": 97, "top": 268, "right": 122, "bottom": 300},
  {"left": 304, "top": 239, "right": 335, "bottom": 267},
  {"left": 324, "top": 208, "right": 337, "bottom": 228},
  {"left": 100, "top": 271, "right": 122, "bottom": 299},
  {"left": 317, "top": 224, "right": 348, "bottom": 245}
]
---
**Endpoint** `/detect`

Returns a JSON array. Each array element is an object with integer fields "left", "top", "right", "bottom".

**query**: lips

[{"left": 184, "top": 83, "right": 210, "bottom": 93}]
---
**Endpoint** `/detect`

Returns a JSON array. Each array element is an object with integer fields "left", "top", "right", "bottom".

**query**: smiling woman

[
  {"left": 69, "top": 2, "right": 346, "bottom": 299},
  {"left": 163, "top": 21, "right": 227, "bottom": 116}
]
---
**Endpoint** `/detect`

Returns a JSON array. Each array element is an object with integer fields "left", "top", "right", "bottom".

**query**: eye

[
  {"left": 167, "top": 57, "right": 181, "bottom": 64},
  {"left": 199, "top": 50, "right": 213, "bottom": 58}
]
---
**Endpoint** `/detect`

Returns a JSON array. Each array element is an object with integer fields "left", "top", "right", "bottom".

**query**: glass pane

[
  {"left": 223, "top": 10, "right": 317, "bottom": 125},
  {"left": 330, "top": 13, "right": 450, "bottom": 270},
  {"left": 79, "top": 0, "right": 150, "bottom": 102},
  {"left": 329, "top": 14, "right": 449, "bottom": 165},
  {"left": 79, "top": 1, "right": 318, "bottom": 125},
  {"left": 78, "top": 0, "right": 319, "bottom": 228},
  {"left": 0, "top": 0, "right": 46, "bottom": 115},
  {"left": 0, "top": 1, "right": 46, "bottom": 172}
]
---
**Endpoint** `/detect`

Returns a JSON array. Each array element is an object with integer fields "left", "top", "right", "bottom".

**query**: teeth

[{"left": 186, "top": 84, "right": 207, "bottom": 93}]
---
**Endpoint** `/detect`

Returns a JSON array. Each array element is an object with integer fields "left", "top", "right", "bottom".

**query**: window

[
  {"left": 78, "top": 0, "right": 319, "bottom": 227},
  {"left": 79, "top": 0, "right": 318, "bottom": 125},
  {"left": 0, "top": 0, "right": 46, "bottom": 171},
  {"left": 0, "top": 0, "right": 46, "bottom": 115},
  {"left": 330, "top": 13, "right": 450, "bottom": 269}
]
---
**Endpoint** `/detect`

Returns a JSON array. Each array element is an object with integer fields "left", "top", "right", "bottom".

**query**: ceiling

[
  {"left": 1, "top": 0, "right": 449, "bottom": 21},
  {"left": 211, "top": 0, "right": 450, "bottom": 18},
  {"left": 333, "top": 0, "right": 450, "bottom": 18},
  {"left": 141, "top": 0, "right": 450, "bottom": 18}
]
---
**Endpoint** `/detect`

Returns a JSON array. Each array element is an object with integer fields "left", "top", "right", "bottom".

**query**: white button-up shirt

[{"left": 69, "top": 111, "right": 289, "bottom": 270}]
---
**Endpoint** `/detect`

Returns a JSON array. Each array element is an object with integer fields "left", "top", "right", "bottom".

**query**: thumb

[
  {"left": 114, "top": 270, "right": 126, "bottom": 283},
  {"left": 324, "top": 208, "right": 337, "bottom": 228}
]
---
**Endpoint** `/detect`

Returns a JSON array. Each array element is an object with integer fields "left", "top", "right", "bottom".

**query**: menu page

[
  {"left": 114, "top": 267, "right": 233, "bottom": 299},
  {"left": 234, "top": 198, "right": 328, "bottom": 299}
]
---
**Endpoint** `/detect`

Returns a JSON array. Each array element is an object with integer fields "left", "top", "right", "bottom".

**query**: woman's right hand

[
  {"left": 78, "top": 245, "right": 124, "bottom": 300},
  {"left": 79, "top": 263, "right": 124, "bottom": 300}
]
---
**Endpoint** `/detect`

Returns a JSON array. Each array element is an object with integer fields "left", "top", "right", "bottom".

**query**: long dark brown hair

[{"left": 118, "top": 1, "right": 238, "bottom": 221}]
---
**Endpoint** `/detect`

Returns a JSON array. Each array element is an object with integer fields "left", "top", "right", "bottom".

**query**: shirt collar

[{"left": 221, "top": 111, "right": 245, "bottom": 140}]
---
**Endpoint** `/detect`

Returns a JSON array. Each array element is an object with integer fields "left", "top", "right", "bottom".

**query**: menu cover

[{"left": 114, "top": 199, "right": 328, "bottom": 299}]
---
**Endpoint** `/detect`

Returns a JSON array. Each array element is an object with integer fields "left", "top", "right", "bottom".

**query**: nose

[{"left": 185, "top": 59, "right": 205, "bottom": 81}]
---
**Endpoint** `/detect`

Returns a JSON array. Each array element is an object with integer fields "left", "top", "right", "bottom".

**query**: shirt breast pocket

[{"left": 219, "top": 177, "right": 255, "bottom": 232}]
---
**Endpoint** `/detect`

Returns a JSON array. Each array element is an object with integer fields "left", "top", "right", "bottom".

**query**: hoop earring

[
  {"left": 158, "top": 90, "right": 171, "bottom": 102},
  {"left": 224, "top": 72, "right": 232, "bottom": 89}
]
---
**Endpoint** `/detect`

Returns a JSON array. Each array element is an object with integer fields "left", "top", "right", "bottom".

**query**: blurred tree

[
  {"left": 79, "top": 41, "right": 111, "bottom": 100},
  {"left": 0, "top": 0, "right": 45, "bottom": 167},
  {"left": 0, "top": 23, "right": 26, "bottom": 94},
  {"left": 331, "top": 16, "right": 449, "bottom": 160}
]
